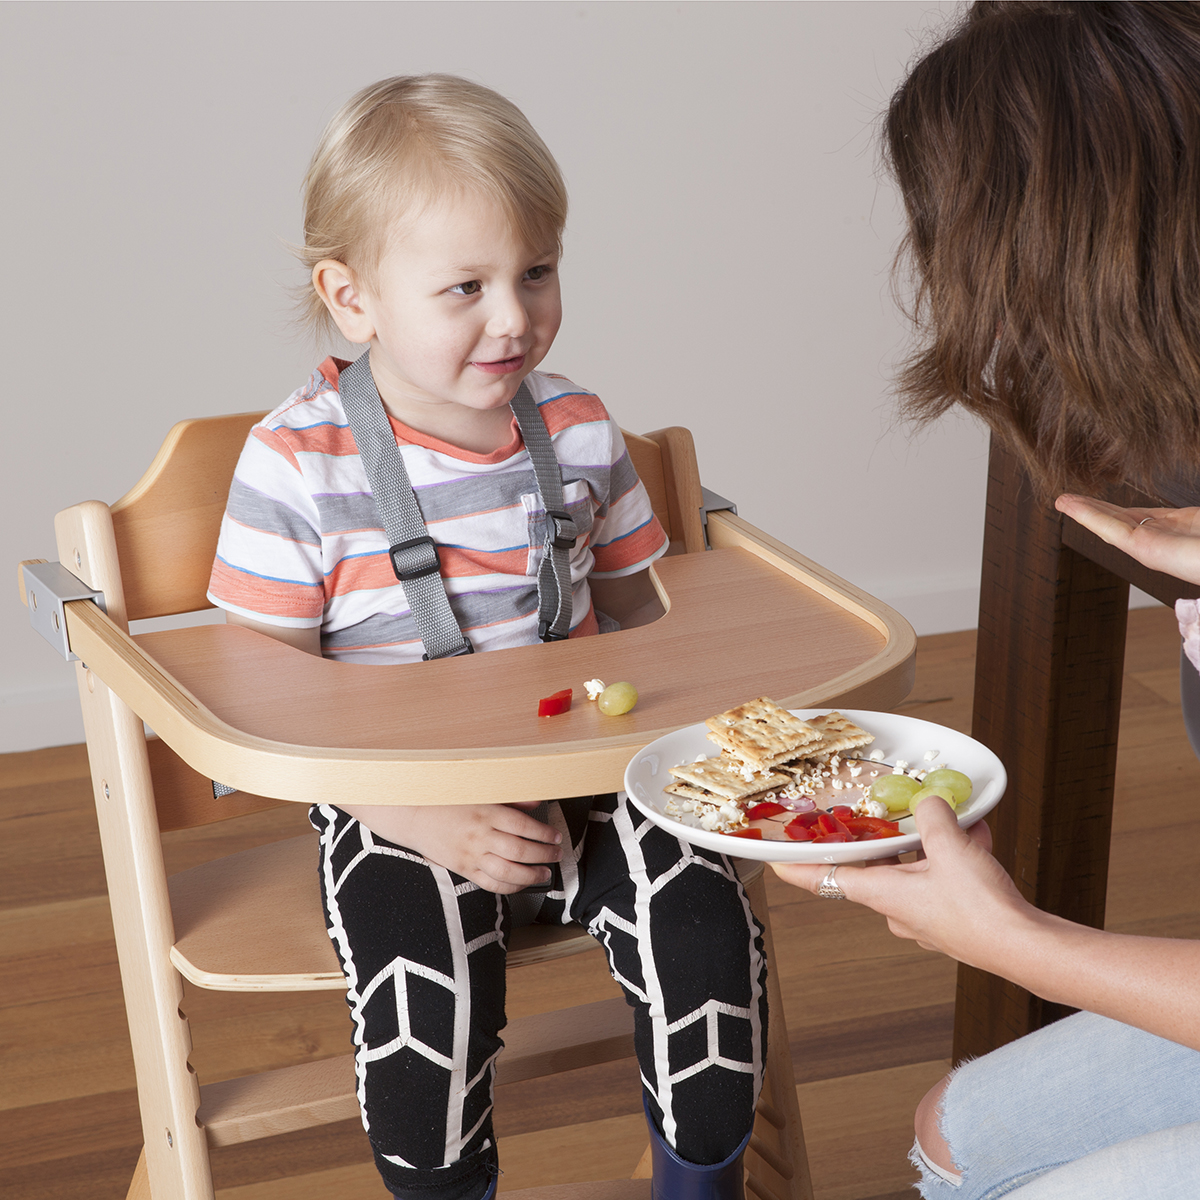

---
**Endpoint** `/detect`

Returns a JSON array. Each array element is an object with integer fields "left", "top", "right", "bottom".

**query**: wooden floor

[{"left": 3, "top": 607, "right": 1199, "bottom": 1199}]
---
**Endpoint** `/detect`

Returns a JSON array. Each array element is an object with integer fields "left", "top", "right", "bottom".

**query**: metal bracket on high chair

[
  {"left": 20, "top": 561, "right": 106, "bottom": 661},
  {"left": 699, "top": 487, "right": 738, "bottom": 550}
]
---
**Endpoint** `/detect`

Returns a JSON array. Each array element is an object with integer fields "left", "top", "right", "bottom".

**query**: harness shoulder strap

[
  {"left": 338, "top": 351, "right": 473, "bottom": 661},
  {"left": 509, "top": 382, "right": 576, "bottom": 642},
  {"left": 337, "top": 351, "right": 576, "bottom": 655}
]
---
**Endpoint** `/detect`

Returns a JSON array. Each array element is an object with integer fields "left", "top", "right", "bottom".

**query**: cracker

[
  {"left": 668, "top": 756, "right": 790, "bottom": 800},
  {"left": 666, "top": 781, "right": 788, "bottom": 808},
  {"left": 704, "top": 696, "right": 820, "bottom": 768},
  {"left": 801, "top": 711, "right": 875, "bottom": 757}
]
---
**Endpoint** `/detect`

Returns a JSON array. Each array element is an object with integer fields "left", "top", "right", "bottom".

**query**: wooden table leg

[{"left": 954, "top": 440, "right": 1129, "bottom": 1063}]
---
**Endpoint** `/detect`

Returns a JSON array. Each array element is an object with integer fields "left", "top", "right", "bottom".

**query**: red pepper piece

[
  {"left": 727, "top": 828, "right": 764, "bottom": 839},
  {"left": 843, "top": 816, "right": 902, "bottom": 839},
  {"left": 784, "top": 818, "right": 818, "bottom": 841},
  {"left": 537, "top": 688, "right": 573, "bottom": 717},
  {"left": 830, "top": 805, "right": 856, "bottom": 820},
  {"left": 788, "top": 811, "right": 821, "bottom": 827},
  {"left": 816, "top": 812, "right": 851, "bottom": 837},
  {"left": 745, "top": 801, "right": 788, "bottom": 821},
  {"left": 813, "top": 832, "right": 852, "bottom": 843}
]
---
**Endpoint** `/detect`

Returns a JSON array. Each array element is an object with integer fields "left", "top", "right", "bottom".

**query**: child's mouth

[{"left": 471, "top": 354, "right": 526, "bottom": 375}]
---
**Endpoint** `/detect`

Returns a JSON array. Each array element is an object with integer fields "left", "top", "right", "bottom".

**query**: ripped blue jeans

[{"left": 913, "top": 1011, "right": 1200, "bottom": 1199}]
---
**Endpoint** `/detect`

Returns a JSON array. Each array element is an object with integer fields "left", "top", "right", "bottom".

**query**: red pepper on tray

[
  {"left": 745, "top": 801, "right": 788, "bottom": 821},
  {"left": 727, "top": 828, "right": 764, "bottom": 839},
  {"left": 537, "top": 688, "right": 573, "bottom": 717}
]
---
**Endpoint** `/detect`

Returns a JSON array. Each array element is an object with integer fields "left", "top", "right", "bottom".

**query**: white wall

[{"left": 2, "top": 0, "right": 993, "bottom": 754}]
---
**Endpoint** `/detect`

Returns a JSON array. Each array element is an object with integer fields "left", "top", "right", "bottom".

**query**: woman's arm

[{"left": 773, "top": 799, "right": 1200, "bottom": 1050}]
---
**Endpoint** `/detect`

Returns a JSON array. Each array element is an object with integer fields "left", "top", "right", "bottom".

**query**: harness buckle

[
  {"left": 422, "top": 638, "right": 474, "bottom": 661},
  {"left": 389, "top": 535, "right": 441, "bottom": 583},
  {"left": 546, "top": 510, "right": 578, "bottom": 551}
]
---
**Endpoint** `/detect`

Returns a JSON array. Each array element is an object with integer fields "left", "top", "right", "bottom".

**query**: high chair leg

[
  {"left": 740, "top": 867, "right": 814, "bottom": 1200},
  {"left": 127, "top": 1147, "right": 151, "bottom": 1200}
]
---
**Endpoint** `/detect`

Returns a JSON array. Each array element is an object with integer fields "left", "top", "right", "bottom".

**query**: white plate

[{"left": 623, "top": 709, "right": 1006, "bottom": 863}]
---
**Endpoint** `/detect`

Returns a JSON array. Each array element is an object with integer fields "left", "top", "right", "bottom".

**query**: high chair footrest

[{"left": 503, "top": 1185, "right": 653, "bottom": 1200}]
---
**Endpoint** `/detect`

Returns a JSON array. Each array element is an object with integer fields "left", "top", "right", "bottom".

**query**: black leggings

[{"left": 309, "top": 793, "right": 767, "bottom": 1200}]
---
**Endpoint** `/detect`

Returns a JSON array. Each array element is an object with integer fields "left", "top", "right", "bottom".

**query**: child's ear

[{"left": 312, "top": 260, "right": 375, "bottom": 344}]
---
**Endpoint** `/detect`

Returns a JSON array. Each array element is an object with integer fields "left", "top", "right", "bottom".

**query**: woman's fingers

[{"left": 1055, "top": 496, "right": 1200, "bottom": 583}]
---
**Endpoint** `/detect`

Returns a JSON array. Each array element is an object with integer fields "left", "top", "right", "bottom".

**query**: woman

[{"left": 775, "top": 4, "right": 1200, "bottom": 1196}]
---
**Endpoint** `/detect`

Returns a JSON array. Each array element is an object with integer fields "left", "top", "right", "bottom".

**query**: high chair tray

[{"left": 58, "top": 512, "right": 915, "bottom": 805}]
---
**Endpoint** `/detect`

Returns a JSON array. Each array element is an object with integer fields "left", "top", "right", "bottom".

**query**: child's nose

[{"left": 485, "top": 291, "right": 531, "bottom": 340}]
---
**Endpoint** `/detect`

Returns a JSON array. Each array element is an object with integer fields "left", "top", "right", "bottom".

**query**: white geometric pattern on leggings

[
  {"left": 317, "top": 795, "right": 763, "bottom": 1170},
  {"left": 314, "top": 805, "right": 500, "bottom": 1169},
  {"left": 575, "top": 798, "right": 765, "bottom": 1149}
]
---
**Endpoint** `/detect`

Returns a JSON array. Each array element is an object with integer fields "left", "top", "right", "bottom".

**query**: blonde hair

[{"left": 298, "top": 74, "right": 569, "bottom": 338}]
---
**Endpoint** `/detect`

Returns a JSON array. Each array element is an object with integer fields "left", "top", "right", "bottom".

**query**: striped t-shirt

[{"left": 207, "top": 359, "right": 668, "bottom": 665}]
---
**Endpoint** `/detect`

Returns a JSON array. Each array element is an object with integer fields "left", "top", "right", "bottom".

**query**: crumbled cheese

[{"left": 854, "top": 797, "right": 890, "bottom": 819}]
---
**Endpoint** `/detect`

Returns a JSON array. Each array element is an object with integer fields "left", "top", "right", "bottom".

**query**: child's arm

[
  {"left": 339, "top": 801, "right": 563, "bottom": 893},
  {"left": 590, "top": 568, "right": 664, "bottom": 629},
  {"left": 227, "top": 612, "right": 323, "bottom": 655}
]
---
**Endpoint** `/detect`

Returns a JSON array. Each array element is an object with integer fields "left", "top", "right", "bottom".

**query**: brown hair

[
  {"left": 885, "top": 1, "right": 1200, "bottom": 496},
  {"left": 298, "top": 75, "right": 568, "bottom": 339}
]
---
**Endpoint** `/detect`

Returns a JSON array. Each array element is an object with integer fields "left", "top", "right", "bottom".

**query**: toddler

[{"left": 207, "top": 75, "right": 765, "bottom": 1200}]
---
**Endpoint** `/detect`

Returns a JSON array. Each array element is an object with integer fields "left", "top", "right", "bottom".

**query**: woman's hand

[
  {"left": 1055, "top": 495, "right": 1200, "bottom": 584},
  {"left": 341, "top": 801, "right": 563, "bottom": 894},
  {"left": 771, "top": 799, "right": 1028, "bottom": 964}
]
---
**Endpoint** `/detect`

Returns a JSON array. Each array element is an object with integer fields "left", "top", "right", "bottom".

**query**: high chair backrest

[{"left": 108, "top": 413, "right": 706, "bottom": 628}]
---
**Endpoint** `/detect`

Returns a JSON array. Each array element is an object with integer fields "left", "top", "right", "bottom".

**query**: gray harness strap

[
  {"left": 338, "top": 349, "right": 577, "bottom": 659},
  {"left": 508, "top": 383, "right": 577, "bottom": 642}
]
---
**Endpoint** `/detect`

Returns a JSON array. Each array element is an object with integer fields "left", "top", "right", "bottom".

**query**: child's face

[{"left": 355, "top": 191, "right": 562, "bottom": 430}]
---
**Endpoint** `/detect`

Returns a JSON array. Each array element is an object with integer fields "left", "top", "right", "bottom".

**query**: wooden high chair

[{"left": 19, "top": 412, "right": 915, "bottom": 1200}]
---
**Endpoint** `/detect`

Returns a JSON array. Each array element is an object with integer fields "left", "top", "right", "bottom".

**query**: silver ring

[
  {"left": 1139, "top": 516, "right": 1156, "bottom": 526},
  {"left": 817, "top": 865, "right": 847, "bottom": 900}
]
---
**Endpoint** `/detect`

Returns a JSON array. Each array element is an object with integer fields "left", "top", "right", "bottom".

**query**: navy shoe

[{"left": 643, "top": 1094, "right": 751, "bottom": 1200}]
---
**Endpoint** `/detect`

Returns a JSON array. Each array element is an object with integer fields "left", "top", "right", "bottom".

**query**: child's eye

[
  {"left": 449, "top": 280, "right": 482, "bottom": 296},
  {"left": 525, "top": 265, "right": 554, "bottom": 282}
]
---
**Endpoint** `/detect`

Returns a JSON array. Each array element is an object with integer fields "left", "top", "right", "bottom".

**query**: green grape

[
  {"left": 869, "top": 772, "right": 922, "bottom": 811},
  {"left": 920, "top": 769, "right": 973, "bottom": 805},
  {"left": 597, "top": 681, "right": 638, "bottom": 715},
  {"left": 909, "top": 784, "right": 959, "bottom": 813}
]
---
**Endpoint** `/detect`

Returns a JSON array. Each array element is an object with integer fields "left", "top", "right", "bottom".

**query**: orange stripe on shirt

[
  {"left": 539, "top": 392, "right": 609, "bottom": 438},
  {"left": 592, "top": 519, "right": 668, "bottom": 574},
  {"left": 208, "top": 557, "right": 325, "bottom": 619}
]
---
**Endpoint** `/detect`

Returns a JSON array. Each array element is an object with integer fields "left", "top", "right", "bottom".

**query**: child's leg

[
  {"left": 309, "top": 804, "right": 506, "bottom": 1200},
  {"left": 545, "top": 792, "right": 768, "bottom": 1166}
]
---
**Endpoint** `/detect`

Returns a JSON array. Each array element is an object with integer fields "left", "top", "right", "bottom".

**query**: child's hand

[
  {"left": 340, "top": 801, "right": 563, "bottom": 894},
  {"left": 1056, "top": 495, "right": 1200, "bottom": 584}
]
